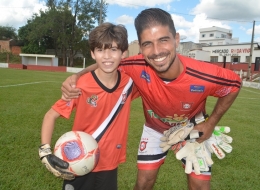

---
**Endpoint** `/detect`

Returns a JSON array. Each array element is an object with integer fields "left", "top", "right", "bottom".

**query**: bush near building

[{"left": 0, "top": 52, "right": 21, "bottom": 64}]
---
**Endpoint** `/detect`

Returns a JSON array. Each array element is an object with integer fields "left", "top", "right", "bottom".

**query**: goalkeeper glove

[
  {"left": 176, "top": 141, "right": 213, "bottom": 175},
  {"left": 39, "top": 144, "right": 75, "bottom": 180},
  {"left": 205, "top": 126, "right": 233, "bottom": 159},
  {"left": 160, "top": 122, "right": 202, "bottom": 152}
]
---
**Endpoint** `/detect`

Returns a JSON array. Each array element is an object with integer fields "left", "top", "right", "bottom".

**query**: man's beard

[{"left": 147, "top": 53, "right": 176, "bottom": 74}]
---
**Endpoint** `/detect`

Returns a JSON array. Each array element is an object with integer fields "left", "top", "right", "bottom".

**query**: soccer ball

[{"left": 54, "top": 131, "right": 100, "bottom": 176}]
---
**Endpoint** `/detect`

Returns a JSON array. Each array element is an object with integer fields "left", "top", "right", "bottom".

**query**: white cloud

[
  {"left": 115, "top": 15, "right": 134, "bottom": 25},
  {"left": 239, "top": 26, "right": 246, "bottom": 31},
  {"left": 191, "top": 0, "right": 260, "bottom": 21},
  {"left": 166, "top": 5, "right": 171, "bottom": 11},
  {"left": 255, "top": 37, "right": 260, "bottom": 43},
  {"left": 0, "top": 0, "right": 47, "bottom": 30},
  {"left": 246, "top": 25, "right": 260, "bottom": 38},
  {"left": 173, "top": 13, "right": 231, "bottom": 42}
]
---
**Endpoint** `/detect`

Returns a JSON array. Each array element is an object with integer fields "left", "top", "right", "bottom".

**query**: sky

[{"left": 0, "top": 0, "right": 260, "bottom": 44}]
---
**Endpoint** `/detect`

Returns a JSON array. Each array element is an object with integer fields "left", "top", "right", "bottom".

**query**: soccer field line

[
  {"left": 241, "top": 88, "right": 260, "bottom": 95},
  {"left": 237, "top": 97, "right": 259, "bottom": 100},
  {"left": 0, "top": 81, "right": 58, "bottom": 88}
]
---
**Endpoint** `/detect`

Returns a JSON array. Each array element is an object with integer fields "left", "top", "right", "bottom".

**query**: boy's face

[{"left": 91, "top": 41, "right": 126, "bottom": 74}]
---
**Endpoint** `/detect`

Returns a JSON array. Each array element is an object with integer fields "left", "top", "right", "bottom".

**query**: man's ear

[
  {"left": 175, "top": 33, "right": 180, "bottom": 48},
  {"left": 91, "top": 51, "right": 95, "bottom": 60},
  {"left": 138, "top": 42, "right": 142, "bottom": 54},
  {"left": 121, "top": 51, "right": 128, "bottom": 59}
]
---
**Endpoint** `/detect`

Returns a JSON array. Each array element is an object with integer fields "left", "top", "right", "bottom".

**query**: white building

[
  {"left": 199, "top": 26, "right": 239, "bottom": 46},
  {"left": 177, "top": 41, "right": 207, "bottom": 57},
  {"left": 186, "top": 26, "right": 260, "bottom": 69},
  {"left": 201, "top": 43, "right": 260, "bottom": 63}
]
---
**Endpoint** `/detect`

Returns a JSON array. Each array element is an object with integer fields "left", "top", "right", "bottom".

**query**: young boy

[{"left": 39, "top": 22, "right": 139, "bottom": 190}]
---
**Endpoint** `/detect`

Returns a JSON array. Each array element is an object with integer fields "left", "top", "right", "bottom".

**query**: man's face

[{"left": 139, "top": 25, "right": 179, "bottom": 75}]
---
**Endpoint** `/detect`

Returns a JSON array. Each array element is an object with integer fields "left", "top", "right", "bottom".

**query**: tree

[
  {"left": 18, "top": 0, "right": 107, "bottom": 66},
  {"left": 58, "top": 0, "right": 107, "bottom": 66},
  {"left": 0, "top": 26, "right": 17, "bottom": 40}
]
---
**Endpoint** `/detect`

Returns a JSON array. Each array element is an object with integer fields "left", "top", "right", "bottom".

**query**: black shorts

[{"left": 62, "top": 168, "right": 118, "bottom": 190}]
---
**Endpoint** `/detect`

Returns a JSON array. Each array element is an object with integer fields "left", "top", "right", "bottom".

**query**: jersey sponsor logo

[
  {"left": 66, "top": 101, "right": 71, "bottom": 106},
  {"left": 139, "top": 141, "right": 147, "bottom": 151},
  {"left": 87, "top": 95, "right": 98, "bottom": 107},
  {"left": 181, "top": 102, "right": 193, "bottom": 110},
  {"left": 190, "top": 85, "right": 205, "bottom": 93},
  {"left": 147, "top": 110, "right": 189, "bottom": 127},
  {"left": 140, "top": 70, "right": 151, "bottom": 83},
  {"left": 216, "top": 87, "right": 231, "bottom": 97}
]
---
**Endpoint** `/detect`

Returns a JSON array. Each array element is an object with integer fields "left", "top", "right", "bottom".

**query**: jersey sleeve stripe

[{"left": 186, "top": 67, "right": 241, "bottom": 87}]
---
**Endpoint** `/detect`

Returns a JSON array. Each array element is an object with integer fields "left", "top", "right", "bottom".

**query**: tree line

[{"left": 0, "top": 0, "right": 107, "bottom": 66}]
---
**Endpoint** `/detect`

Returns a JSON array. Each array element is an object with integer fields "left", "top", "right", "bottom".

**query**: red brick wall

[
  {"left": 211, "top": 62, "right": 259, "bottom": 73},
  {"left": 26, "top": 65, "right": 66, "bottom": 72},
  {"left": 8, "top": 64, "right": 27, "bottom": 69},
  {"left": 0, "top": 40, "right": 10, "bottom": 51},
  {"left": 11, "top": 46, "right": 21, "bottom": 55}
]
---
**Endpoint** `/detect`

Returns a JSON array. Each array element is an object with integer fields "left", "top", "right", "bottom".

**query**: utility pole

[
  {"left": 99, "top": 0, "right": 103, "bottom": 25},
  {"left": 247, "top": 20, "right": 255, "bottom": 81}
]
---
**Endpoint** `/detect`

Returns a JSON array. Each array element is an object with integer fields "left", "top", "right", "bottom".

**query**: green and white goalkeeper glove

[
  {"left": 176, "top": 141, "right": 213, "bottom": 175},
  {"left": 205, "top": 126, "right": 233, "bottom": 159},
  {"left": 39, "top": 144, "right": 75, "bottom": 180},
  {"left": 160, "top": 122, "right": 202, "bottom": 152}
]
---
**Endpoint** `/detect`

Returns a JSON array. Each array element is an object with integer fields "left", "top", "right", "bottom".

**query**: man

[{"left": 61, "top": 8, "right": 241, "bottom": 190}]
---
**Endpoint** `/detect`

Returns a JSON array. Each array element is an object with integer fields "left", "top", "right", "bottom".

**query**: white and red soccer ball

[{"left": 54, "top": 131, "right": 100, "bottom": 176}]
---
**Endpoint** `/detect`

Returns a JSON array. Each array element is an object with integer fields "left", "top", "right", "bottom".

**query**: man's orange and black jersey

[
  {"left": 52, "top": 70, "right": 139, "bottom": 172},
  {"left": 119, "top": 54, "right": 241, "bottom": 133}
]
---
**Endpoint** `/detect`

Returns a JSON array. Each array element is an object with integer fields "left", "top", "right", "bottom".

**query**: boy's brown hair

[{"left": 89, "top": 22, "right": 128, "bottom": 52}]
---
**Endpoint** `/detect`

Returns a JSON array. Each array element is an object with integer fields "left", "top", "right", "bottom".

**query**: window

[
  {"left": 210, "top": 56, "right": 218, "bottom": 62},
  {"left": 246, "top": 56, "right": 251, "bottom": 63},
  {"left": 202, "top": 34, "right": 205, "bottom": 38},
  {"left": 210, "top": 33, "right": 214, "bottom": 37},
  {"left": 221, "top": 34, "right": 226, "bottom": 38},
  {"left": 231, "top": 56, "right": 240, "bottom": 63}
]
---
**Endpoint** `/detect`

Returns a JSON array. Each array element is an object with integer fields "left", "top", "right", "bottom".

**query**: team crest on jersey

[
  {"left": 87, "top": 95, "right": 98, "bottom": 107},
  {"left": 216, "top": 87, "right": 231, "bottom": 97},
  {"left": 190, "top": 85, "right": 205, "bottom": 93},
  {"left": 121, "top": 92, "right": 127, "bottom": 104},
  {"left": 181, "top": 102, "right": 193, "bottom": 110},
  {"left": 141, "top": 70, "right": 151, "bottom": 83},
  {"left": 139, "top": 141, "right": 147, "bottom": 151}
]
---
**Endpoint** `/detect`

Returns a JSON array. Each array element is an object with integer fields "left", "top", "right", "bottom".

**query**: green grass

[{"left": 0, "top": 68, "right": 260, "bottom": 190}]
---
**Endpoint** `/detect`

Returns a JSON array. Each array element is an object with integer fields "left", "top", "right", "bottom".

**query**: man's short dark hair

[{"left": 134, "top": 8, "right": 176, "bottom": 42}]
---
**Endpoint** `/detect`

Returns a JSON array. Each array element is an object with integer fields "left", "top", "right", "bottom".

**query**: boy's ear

[{"left": 91, "top": 51, "right": 95, "bottom": 60}]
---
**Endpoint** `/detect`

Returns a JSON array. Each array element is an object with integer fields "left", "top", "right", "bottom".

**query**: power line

[{"left": 112, "top": 0, "right": 260, "bottom": 23}]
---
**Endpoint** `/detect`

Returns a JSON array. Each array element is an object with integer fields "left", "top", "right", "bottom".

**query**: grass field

[{"left": 0, "top": 68, "right": 260, "bottom": 190}]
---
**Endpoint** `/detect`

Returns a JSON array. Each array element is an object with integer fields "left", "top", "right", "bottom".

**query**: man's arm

[
  {"left": 194, "top": 89, "right": 240, "bottom": 143},
  {"left": 61, "top": 63, "right": 98, "bottom": 100}
]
